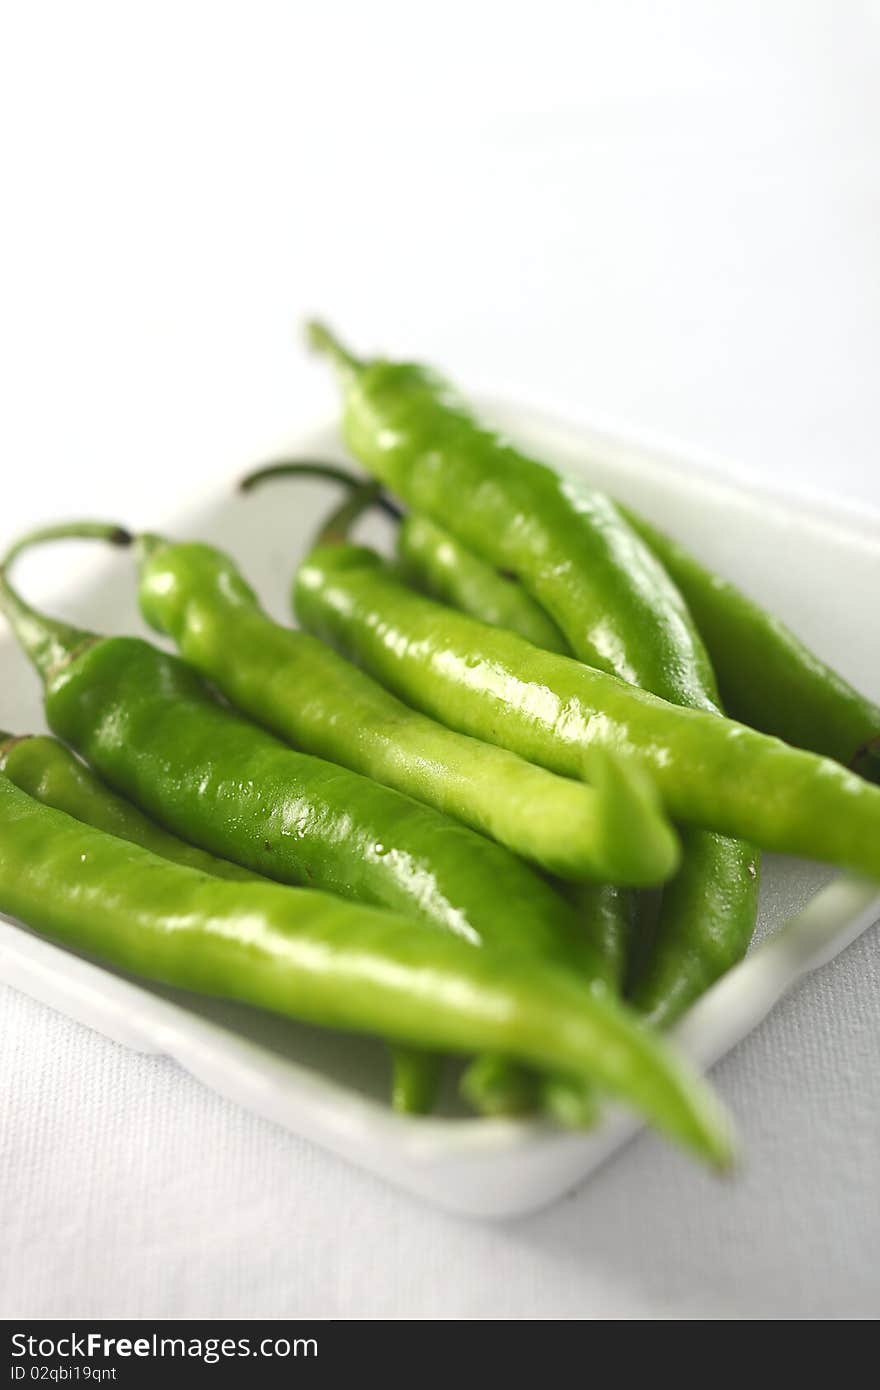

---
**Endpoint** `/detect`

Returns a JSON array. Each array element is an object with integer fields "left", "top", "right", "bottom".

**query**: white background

[{"left": 1, "top": 1, "right": 879, "bottom": 1319}]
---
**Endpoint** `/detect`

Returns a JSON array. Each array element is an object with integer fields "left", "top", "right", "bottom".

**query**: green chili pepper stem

[
  {"left": 0, "top": 562, "right": 92, "bottom": 679},
  {"left": 135, "top": 532, "right": 164, "bottom": 562},
  {"left": 306, "top": 318, "right": 364, "bottom": 378},
  {"left": 314, "top": 480, "right": 384, "bottom": 547},
  {"left": 0, "top": 523, "right": 132, "bottom": 680},
  {"left": 2, "top": 521, "right": 133, "bottom": 569},
  {"left": 240, "top": 460, "right": 404, "bottom": 522}
]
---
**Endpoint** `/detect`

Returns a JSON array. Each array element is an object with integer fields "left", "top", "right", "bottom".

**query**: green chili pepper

[
  {"left": 619, "top": 510, "right": 880, "bottom": 782},
  {"left": 99, "top": 513, "right": 679, "bottom": 890},
  {"left": 0, "top": 730, "right": 262, "bottom": 882},
  {"left": 0, "top": 776, "right": 735, "bottom": 1165},
  {"left": 0, "top": 525, "right": 632, "bottom": 1119},
  {"left": 307, "top": 324, "right": 760, "bottom": 1025},
  {"left": 397, "top": 512, "right": 570, "bottom": 654},
  {"left": 292, "top": 533, "right": 880, "bottom": 878},
  {"left": 560, "top": 881, "right": 633, "bottom": 996}
]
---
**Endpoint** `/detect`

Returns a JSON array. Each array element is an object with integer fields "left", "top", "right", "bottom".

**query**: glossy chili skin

[
  {"left": 294, "top": 545, "right": 880, "bottom": 878},
  {"left": 622, "top": 510, "right": 880, "bottom": 781},
  {"left": 0, "top": 731, "right": 258, "bottom": 882},
  {"left": 397, "top": 513, "right": 570, "bottom": 654},
  {"left": 49, "top": 640, "right": 608, "bottom": 970},
  {"left": 310, "top": 326, "right": 759, "bottom": 1023},
  {"left": 133, "top": 535, "right": 678, "bottom": 888},
  {"left": 0, "top": 777, "right": 733, "bottom": 1164}
]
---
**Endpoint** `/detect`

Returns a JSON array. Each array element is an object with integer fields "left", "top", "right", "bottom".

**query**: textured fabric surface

[
  {"left": 2, "top": 0, "right": 880, "bottom": 1319},
  {"left": 2, "top": 928, "right": 879, "bottom": 1319}
]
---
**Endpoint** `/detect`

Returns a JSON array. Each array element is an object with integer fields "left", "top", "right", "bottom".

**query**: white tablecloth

[{"left": 2, "top": 1, "right": 878, "bottom": 1319}]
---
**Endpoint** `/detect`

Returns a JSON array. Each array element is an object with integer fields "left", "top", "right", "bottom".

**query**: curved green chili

[
  {"left": 0, "top": 777, "right": 734, "bottom": 1164},
  {"left": 619, "top": 510, "right": 880, "bottom": 782},
  {"left": 397, "top": 512, "right": 570, "bottom": 654},
  {"left": 292, "top": 537, "right": 880, "bottom": 878}
]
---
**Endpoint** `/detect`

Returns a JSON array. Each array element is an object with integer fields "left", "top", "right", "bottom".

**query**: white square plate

[{"left": 2, "top": 402, "right": 879, "bottom": 1218}]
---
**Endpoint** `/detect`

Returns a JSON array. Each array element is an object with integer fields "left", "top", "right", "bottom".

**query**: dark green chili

[{"left": 619, "top": 510, "right": 880, "bottom": 782}]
